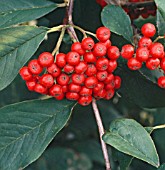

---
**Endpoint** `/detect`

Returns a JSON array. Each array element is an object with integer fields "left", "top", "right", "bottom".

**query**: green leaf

[
  {"left": 157, "top": 164, "right": 165, "bottom": 170},
  {"left": 26, "top": 147, "right": 92, "bottom": 170},
  {"left": 103, "top": 119, "right": 160, "bottom": 167},
  {"left": 116, "top": 66, "right": 165, "bottom": 108},
  {"left": 101, "top": 5, "right": 133, "bottom": 43},
  {"left": 0, "top": 26, "right": 47, "bottom": 91},
  {"left": 155, "top": 0, "right": 165, "bottom": 20},
  {"left": 156, "top": 11, "right": 165, "bottom": 35},
  {"left": 0, "top": 0, "right": 58, "bottom": 28},
  {"left": 0, "top": 98, "right": 75, "bottom": 170}
]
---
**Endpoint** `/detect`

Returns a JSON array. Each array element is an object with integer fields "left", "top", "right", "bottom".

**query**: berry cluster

[
  {"left": 96, "top": 0, "right": 156, "bottom": 20},
  {"left": 120, "top": 23, "right": 165, "bottom": 88},
  {"left": 19, "top": 27, "right": 121, "bottom": 106}
]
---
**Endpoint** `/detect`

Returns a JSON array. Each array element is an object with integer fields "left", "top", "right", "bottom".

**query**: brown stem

[
  {"left": 122, "top": 1, "right": 155, "bottom": 9},
  {"left": 92, "top": 98, "right": 111, "bottom": 170},
  {"left": 67, "top": 0, "right": 79, "bottom": 42}
]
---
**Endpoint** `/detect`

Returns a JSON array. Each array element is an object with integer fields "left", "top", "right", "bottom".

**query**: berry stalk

[
  {"left": 52, "top": 27, "right": 66, "bottom": 56},
  {"left": 92, "top": 98, "right": 111, "bottom": 170}
]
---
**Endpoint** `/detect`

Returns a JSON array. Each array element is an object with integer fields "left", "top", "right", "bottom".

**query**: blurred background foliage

[{"left": 0, "top": 0, "right": 164, "bottom": 169}]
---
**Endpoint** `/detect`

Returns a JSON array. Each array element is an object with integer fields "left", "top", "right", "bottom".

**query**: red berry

[
  {"left": 66, "top": 92, "right": 79, "bottom": 100},
  {"left": 105, "top": 83, "right": 114, "bottom": 90},
  {"left": 107, "top": 46, "right": 120, "bottom": 60},
  {"left": 136, "top": 47, "right": 149, "bottom": 62},
  {"left": 127, "top": 58, "right": 142, "bottom": 70},
  {"left": 150, "top": 43, "right": 164, "bottom": 58},
  {"left": 62, "top": 85, "right": 68, "bottom": 93},
  {"left": 66, "top": 52, "right": 80, "bottom": 66},
  {"left": 146, "top": 58, "right": 160, "bottom": 70},
  {"left": 104, "top": 73, "right": 115, "bottom": 85},
  {"left": 96, "top": 0, "right": 107, "bottom": 7},
  {"left": 72, "top": 73, "right": 85, "bottom": 85},
  {"left": 102, "top": 39, "right": 112, "bottom": 48},
  {"left": 75, "top": 61, "right": 87, "bottom": 74},
  {"left": 84, "top": 52, "right": 96, "bottom": 63},
  {"left": 38, "top": 52, "right": 54, "bottom": 67},
  {"left": 34, "top": 84, "right": 47, "bottom": 94},
  {"left": 81, "top": 37, "right": 95, "bottom": 50},
  {"left": 160, "top": 58, "right": 165, "bottom": 71},
  {"left": 96, "top": 71, "right": 108, "bottom": 81},
  {"left": 55, "top": 93, "right": 64, "bottom": 100},
  {"left": 49, "top": 84, "right": 62, "bottom": 97},
  {"left": 28, "top": 59, "right": 43, "bottom": 75},
  {"left": 79, "top": 86, "right": 92, "bottom": 96},
  {"left": 141, "top": 23, "right": 156, "bottom": 38},
  {"left": 85, "top": 76, "right": 98, "bottom": 88},
  {"left": 39, "top": 74, "right": 54, "bottom": 88},
  {"left": 47, "top": 63, "right": 61, "bottom": 77},
  {"left": 85, "top": 64, "right": 97, "bottom": 76},
  {"left": 96, "top": 58, "right": 109, "bottom": 71},
  {"left": 63, "top": 64, "right": 74, "bottom": 74},
  {"left": 93, "top": 42, "right": 107, "bottom": 57},
  {"left": 93, "top": 82, "right": 104, "bottom": 93},
  {"left": 96, "top": 27, "right": 111, "bottom": 42},
  {"left": 141, "top": 12, "right": 149, "bottom": 19},
  {"left": 57, "top": 73, "right": 70, "bottom": 86},
  {"left": 114, "top": 76, "right": 121, "bottom": 89},
  {"left": 121, "top": 44, "right": 134, "bottom": 59},
  {"left": 94, "top": 89, "right": 106, "bottom": 99},
  {"left": 71, "top": 42, "right": 85, "bottom": 55},
  {"left": 56, "top": 53, "right": 66, "bottom": 68},
  {"left": 78, "top": 96, "right": 92, "bottom": 106},
  {"left": 138, "top": 37, "right": 152, "bottom": 48},
  {"left": 68, "top": 83, "right": 81, "bottom": 93},
  {"left": 19, "top": 66, "right": 33, "bottom": 81},
  {"left": 107, "top": 60, "right": 117, "bottom": 73},
  {"left": 26, "top": 78, "right": 36, "bottom": 91},
  {"left": 158, "top": 76, "right": 165, "bottom": 88},
  {"left": 104, "top": 89, "right": 115, "bottom": 100}
]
